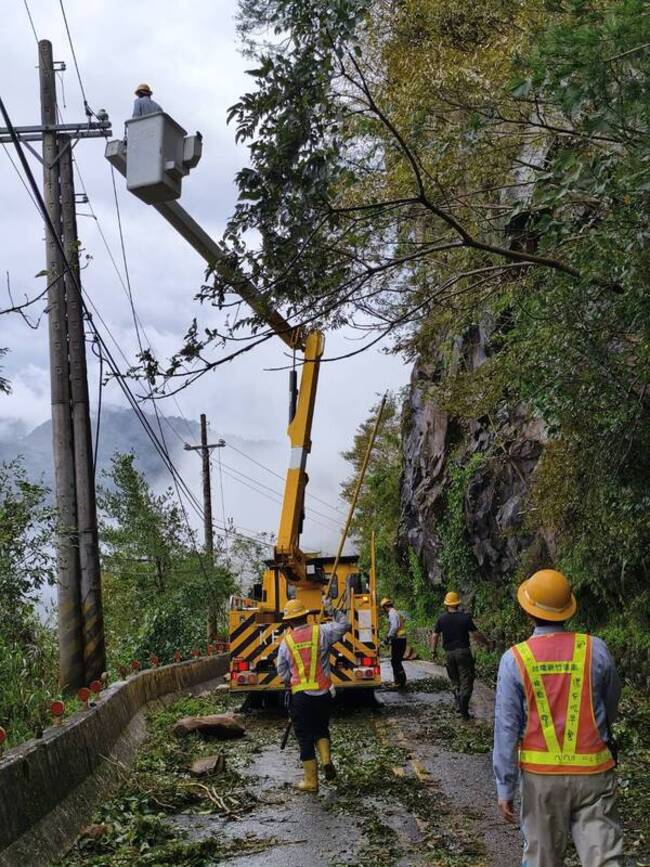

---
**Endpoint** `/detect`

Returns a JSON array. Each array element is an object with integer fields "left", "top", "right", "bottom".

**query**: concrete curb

[{"left": 0, "top": 655, "right": 228, "bottom": 867}]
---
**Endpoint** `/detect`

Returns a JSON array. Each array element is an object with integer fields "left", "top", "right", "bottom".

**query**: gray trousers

[{"left": 520, "top": 770, "right": 623, "bottom": 867}]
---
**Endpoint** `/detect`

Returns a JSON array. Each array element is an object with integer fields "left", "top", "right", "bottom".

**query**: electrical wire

[
  {"left": 216, "top": 448, "right": 228, "bottom": 533},
  {"left": 225, "top": 440, "right": 345, "bottom": 515},
  {"left": 218, "top": 458, "right": 340, "bottom": 529},
  {"left": 22, "top": 0, "right": 38, "bottom": 43},
  {"left": 57, "top": 0, "right": 92, "bottom": 116},
  {"left": 91, "top": 336, "right": 103, "bottom": 480},
  {"left": 0, "top": 95, "right": 268, "bottom": 551},
  {"left": 2, "top": 143, "right": 40, "bottom": 210},
  {"left": 107, "top": 162, "right": 226, "bottom": 566}
]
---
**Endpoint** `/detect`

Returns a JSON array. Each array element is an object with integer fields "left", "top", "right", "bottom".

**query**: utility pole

[
  {"left": 0, "top": 40, "right": 114, "bottom": 689},
  {"left": 184, "top": 418, "right": 225, "bottom": 637},
  {"left": 59, "top": 139, "right": 106, "bottom": 681},
  {"left": 39, "top": 40, "right": 84, "bottom": 692}
]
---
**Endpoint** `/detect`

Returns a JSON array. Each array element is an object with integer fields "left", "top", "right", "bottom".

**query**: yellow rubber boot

[
  {"left": 316, "top": 738, "right": 336, "bottom": 780},
  {"left": 297, "top": 759, "right": 319, "bottom": 792}
]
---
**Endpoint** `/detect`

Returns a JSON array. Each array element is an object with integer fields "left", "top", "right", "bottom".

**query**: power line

[
  {"left": 57, "top": 0, "right": 92, "bottom": 116},
  {"left": 0, "top": 96, "right": 267, "bottom": 552},
  {"left": 2, "top": 143, "right": 40, "bottom": 209},
  {"left": 219, "top": 458, "right": 340, "bottom": 528},
  {"left": 225, "top": 440, "right": 345, "bottom": 515},
  {"left": 216, "top": 448, "right": 228, "bottom": 533},
  {"left": 22, "top": 0, "right": 38, "bottom": 43}
]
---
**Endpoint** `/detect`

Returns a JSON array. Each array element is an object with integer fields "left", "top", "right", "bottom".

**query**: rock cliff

[{"left": 400, "top": 318, "right": 555, "bottom": 590}]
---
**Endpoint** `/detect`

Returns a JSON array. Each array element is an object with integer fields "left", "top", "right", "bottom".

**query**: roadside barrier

[{"left": 0, "top": 653, "right": 228, "bottom": 867}]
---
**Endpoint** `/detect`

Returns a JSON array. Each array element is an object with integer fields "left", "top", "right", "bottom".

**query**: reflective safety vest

[
  {"left": 285, "top": 624, "right": 331, "bottom": 694},
  {"left": 512, "top": 632, "right": 614, "bottom": 775}
]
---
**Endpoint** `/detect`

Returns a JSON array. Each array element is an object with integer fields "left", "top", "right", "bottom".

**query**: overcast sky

[{"left": 0, "top": 0, "right": 409, "bottom": 554}]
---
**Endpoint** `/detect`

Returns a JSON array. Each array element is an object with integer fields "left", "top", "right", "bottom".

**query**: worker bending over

[
  {"left": 494, "top": 569, "right": 622, "bottom": 867},
  {"left": 380, "top": 597, "right": 407, "bottom": 688},
  {"left": 431, "top": 591, "right": 488, "bottom": 720},
  {"left": 132, "top": 83, "right": 163, "bottom": 118},
  {"left": 276, "top": 598, "right": 351, "bottom": 793}
]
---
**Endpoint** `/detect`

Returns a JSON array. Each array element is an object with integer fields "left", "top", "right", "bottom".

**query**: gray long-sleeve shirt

[
  {"left": 493, "top": 625, "right": 621, "bottom": 800},
  {"left": 386, "top": 607, "right": 404, "bottom": 640},
  {"left": 132, "top": 95, "right": 163, "bottom": 118},
  {"left": 276, "top": 609, "right": 351, "bottom": 696}
]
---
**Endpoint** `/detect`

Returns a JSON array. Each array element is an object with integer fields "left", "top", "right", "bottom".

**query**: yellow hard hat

[
  {"left": 135, "top": 83, "right": 152, "bottom": 95},
  {"left": 444, "top": 591, "right": 461, "bottom": 607},
  {"left": 283, "top": 599, "right": 309, "bottom": 621},
  {"left": 380, "top": 597, "right": 393, "bottom": 608},
  {"left": 517, "top": 569, "right": 576, "bottom": 621}
]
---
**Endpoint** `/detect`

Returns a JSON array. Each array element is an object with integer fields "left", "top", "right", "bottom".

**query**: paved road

[
  {"left": 380, "top": 659, "right": 521, "bottom": 867},
  {"left": 166, "top": 658, "right": 522, "bottom": 867}
]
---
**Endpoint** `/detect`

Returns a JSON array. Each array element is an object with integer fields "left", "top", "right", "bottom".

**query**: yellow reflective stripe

[
  {"left": 519, "top": 747, "right": 612, "bottom": 768},
  {"left": 308, "top": 626, "right": 319, "bottom": 685},
  {"left": 563, "top": 634, "right": 587, "bottom": 755},
  {"left": 517, "top": 640, "right": 561, "bottom": 755},
  {"left": 285, "top": 631, "right": 308, "bottom": 683},
  {"left": 285, "top": 628, "right": 320, "bottom": 691}
]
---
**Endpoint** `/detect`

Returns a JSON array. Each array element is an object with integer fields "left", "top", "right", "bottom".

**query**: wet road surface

[{"left": 172, "top": 659, "right": 521, "bottom": 867}]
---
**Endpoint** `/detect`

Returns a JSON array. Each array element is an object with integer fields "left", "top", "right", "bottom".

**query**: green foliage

[
  {"left": 98, "top": 454, "right": 235, "bottom": 668},
  {"left": 437, "top": 455, "right": 483, "bottom": 590},
  {"left": 0, "top": 459, "right": 58, "bottom": 743}
]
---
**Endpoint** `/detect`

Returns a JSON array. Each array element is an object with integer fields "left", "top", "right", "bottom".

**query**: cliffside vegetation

[{"left": 215, "top": 0, "right": 649, "bottom": 681}]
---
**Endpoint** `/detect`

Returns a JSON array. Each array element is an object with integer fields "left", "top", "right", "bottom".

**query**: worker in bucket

[
  {"left": 430, "top": 591, "right": 489, "bottom": 720},
  {"left": 132, "top": 83, "right": 163, "bottom": 118},
  {"left": 380, "top": 597, "right": 407, "bottom": 688},
  {"left": 276, "top": 597, "right": 351, "bottom": 793},
  {"left": 494, "top": 569, "right": 622, "bottom": 866}
]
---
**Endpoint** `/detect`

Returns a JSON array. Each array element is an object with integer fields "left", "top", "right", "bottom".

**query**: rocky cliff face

[{"left": 400, "top": 318, "right": 555, "bottom": 590}]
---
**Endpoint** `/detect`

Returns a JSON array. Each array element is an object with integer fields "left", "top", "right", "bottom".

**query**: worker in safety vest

[
  {"left": 132, "top": 83, "right": 163, "bottom": 118},
  {"left": 430, "top": 591, "right": 489, "bottom": 720},
  {"left": 276, "top": 598, "right": 351, "bottom": 793},
  {"left": 493, "top": 569, "right": 623, "bottom": 867},
  {"left": 380, "top": 597, "right": 407, "bottom": 688}
]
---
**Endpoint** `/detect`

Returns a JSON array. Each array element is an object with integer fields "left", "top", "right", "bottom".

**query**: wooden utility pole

[
  {"left": 59, "top": 140, "right": 106, "bottom": 681},
  {"left": 185, "top": 417, "right": 225, "bottom": 637},
  {"left": 39, "top": 40, "right": 84, "bottom": 691}
]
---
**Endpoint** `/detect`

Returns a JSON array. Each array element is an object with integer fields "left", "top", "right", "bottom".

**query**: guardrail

[{"left": 0, "top": 654, "right": 228, "bottom": 867}]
